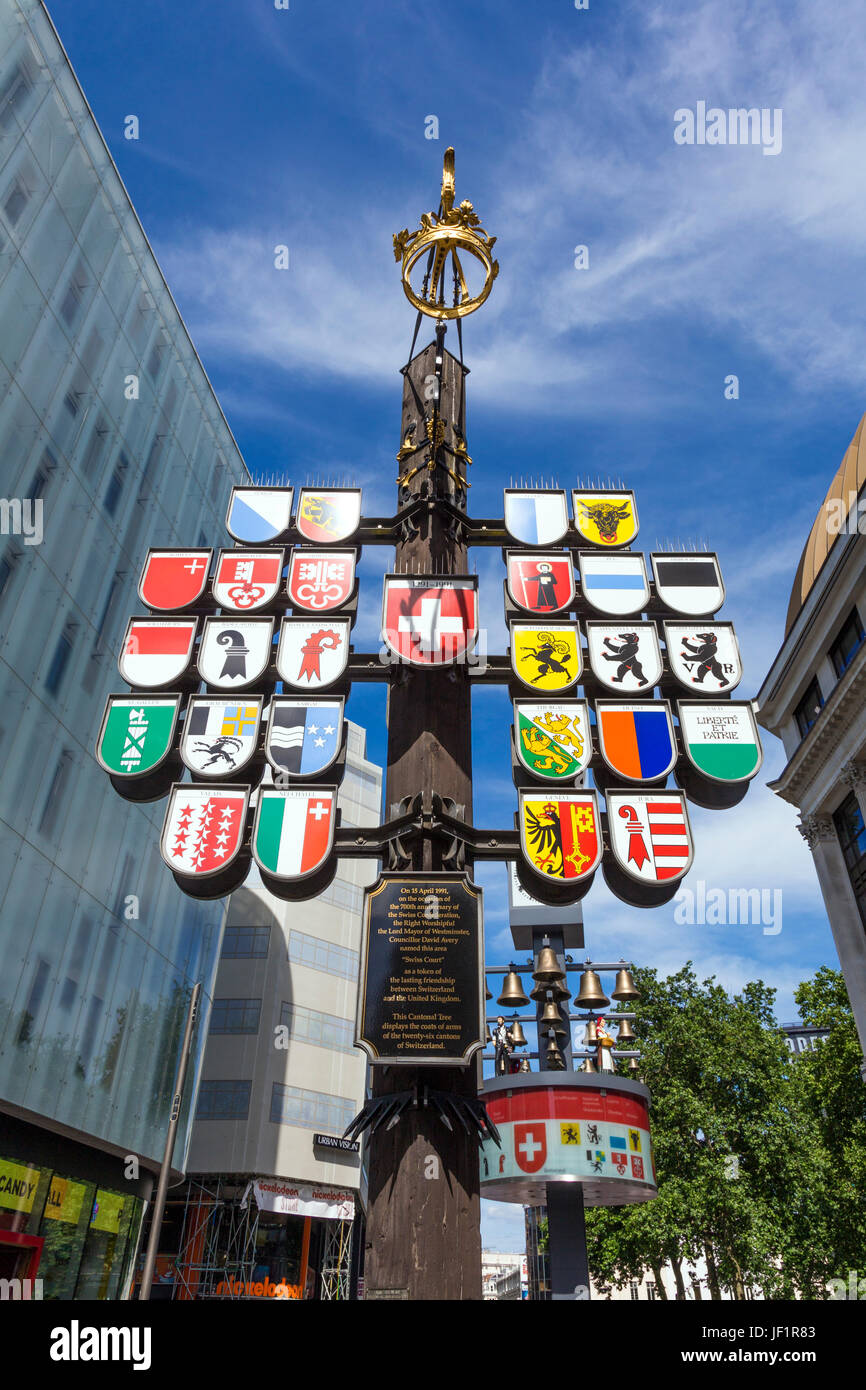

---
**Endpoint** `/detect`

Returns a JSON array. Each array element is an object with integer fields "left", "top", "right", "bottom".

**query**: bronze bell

[
  {"left": 530, "top": 976, "right": 570, "bottom": 1002},
  {"left": 548, "top": 1054, "right": 566, "bottom": 1071},
  {"left": 545, "top": 1037, "right": 564, "bottom": 1068},
  {"left": 519, "top": 1058, "right": 531, "bottom": 1073},
  {"left": 485, "top": 980, "right": 493, "bottom": 1001},
  {"left": 540, "top": 1001, "right": 567, "bottom": 1035},
  {"left": 533, "top": 946, "right": 563, "bottom": 982},
  {"left": 585, "top": 1018, "right": 598, "bottom": 1044},
  {"left": 617, "top": 1018, "right": 636, "bottom": 1042},
  {"left": 611, "top": 968, "right": 639, "bottom": 1002},
  {"left": 627, "top": 1057, "right": 640, "bottom": 1074},
  {"left": 582, "top": 1056, "right": 598, "bottom": 1073},
  {"left": 509, "top": 1019, "right": 528, "bottom": 1048},
  {"left": 498, "top": 970, "right": 529, "bottom": 1008},
  {"left": 485, "top": 1025, "right": 492, "bottom": 1044},
  {"left": 574, "top": 969, "right": 610, "bottom": 1010}
]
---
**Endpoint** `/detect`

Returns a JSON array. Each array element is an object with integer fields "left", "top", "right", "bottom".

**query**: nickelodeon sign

[{"left": 214, "top": 1275, "right": 302, "bottom": 1300}]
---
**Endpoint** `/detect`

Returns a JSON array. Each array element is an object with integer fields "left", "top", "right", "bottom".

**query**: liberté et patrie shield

[{"left": 677, "top": 702, "right": 763, "bottom": 783}]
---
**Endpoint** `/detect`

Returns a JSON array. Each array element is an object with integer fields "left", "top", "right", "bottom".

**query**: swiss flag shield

[
  {"left": 382, "top": 576, "right": 478, "bottom": 667},
  {"left": 514, "top": 1122, "right": 547, "bottom": 1174}
]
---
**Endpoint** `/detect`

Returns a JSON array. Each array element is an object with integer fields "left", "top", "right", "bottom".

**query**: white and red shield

[
  {"left": 514, "top": 1122, "right": 547, "bottom": 1174},
  {"left": 606, "top": 790, "right": 694, "bottom": 883},
  {"left": 296, "top": 488, "right": 362, "bottom": 544},
  {"left": 506, "top": 552, "right": 574, "bottom": 616},
  {"left": 213, "top": 550, "right": 284, "bottom": 612},
  {"left": 161, "top": 785, "right": 249, "bottom": 877},
  {"left": 287, "top": 549, "right": 356, "bottom": 612},
  {"left": 119, "top": 618, "right": 197, "bottom": 688},
  {"left": 382, "top": 576, "right": 478, "bottom": 667},
  {"left": 276, "top": 617, "right": 351, "bottom": 690},
  {"left": 138, "top": 550, "right": 211, "bottom": 611}
]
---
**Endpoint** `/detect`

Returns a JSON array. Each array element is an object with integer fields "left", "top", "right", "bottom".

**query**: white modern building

[{"left": 757, "top": 409, "right": 866, "bottom": 1067}]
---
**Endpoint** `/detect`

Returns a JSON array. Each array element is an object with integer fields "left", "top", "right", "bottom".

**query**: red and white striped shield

[
  {"left": 382, "top": 576, "right": 478, "bottom": 667},
  {"left": 606, "top": 790, "right": 693, "bottom": 883}
]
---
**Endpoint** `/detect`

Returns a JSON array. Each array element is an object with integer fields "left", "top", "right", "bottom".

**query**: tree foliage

[{"left": 584, "top": 963, "right": 866, "bottom": 1299}]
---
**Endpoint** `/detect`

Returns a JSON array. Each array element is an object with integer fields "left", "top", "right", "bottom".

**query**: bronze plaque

[{"left": 356, "top": 873, "right": 484, "bottom": 1065}]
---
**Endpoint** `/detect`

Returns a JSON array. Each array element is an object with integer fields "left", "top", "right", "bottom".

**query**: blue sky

[{"left": 48, "top": 0, "right": 866, "bottom": 1249}]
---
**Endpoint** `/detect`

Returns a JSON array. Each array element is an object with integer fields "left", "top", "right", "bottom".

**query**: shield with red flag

[
  {"left": 382, "top": 576, "right": 478, "bottom": 667},
  {"left": 514, "top": 1122, "right": 547, "bottom": 1174},
  {"left": 139, "top": 550, "right": 211, "bottom": 610},
  {"left": 506, "top": 551, "right": 574, "bottom": 615},
  {"left": 606, "top": 790, "right": 694, "bottom": 883}
]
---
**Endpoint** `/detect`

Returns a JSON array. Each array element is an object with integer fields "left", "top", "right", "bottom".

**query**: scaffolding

[
  {"left": 319, "top": 1219, "right": 353, "bottom": 1301},
  {"left": 171, "top": 1175, "right": 260, "bottom": 1301}
]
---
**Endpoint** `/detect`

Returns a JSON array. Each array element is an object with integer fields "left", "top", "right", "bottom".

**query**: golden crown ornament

[{"left": 393, "top": 147, "right": 499, "bottom": 319}]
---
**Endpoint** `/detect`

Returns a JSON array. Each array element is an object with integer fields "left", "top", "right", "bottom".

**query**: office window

[
  {"left": 93, "top": 571, "right": 124, "bottom": 648},
  {"left": 794, "top": 677, "right": 824, "bottom": 739},
  {"left": 830, "top": 609, "right": 865, "bottom": 679},
  {"left": 0, "top": 57, "right": 36, "bottom": 133},
  {"left": 197, "top": 1080, "right": 251, "bottom": 1121},
  {"left": 834, "top": 792, "right": 866, "bottom": 928},
  {"left": 210, "top": 998, "right": 261, "bottom": 1035},
  {"left": 45, "top": 620, "right": 77, "bottom": 695},
  {"left": 629, "top": 1279, "right": 640, "bottom": 1300},
  {"left": 38, "top": 748, "right": 75, "bottom": 837},
  {"left": 60, "top": 262, "right": 88, "bottom": 326},
  {"left": 103, "top": 465, "right": 125, "bottom": 516},
  {"left": 222, "top": 925, "right": 270, "bottom": 958},
  {"left": 269, "top": 1083, "right": 356, "bottom": 1134},
  {"left": 3, "top": 171, "right": 31, "bottom": 226},
  {"left": 280, "top": 1002, "right": 355, "bottom": 1054},
  {"left": 288, "top": 930, "right": 359, "bottom": 982},
  {"left": 16, "top": 957, "right": 50, "bottom": 1044},
  {"left": 0, "top": 548, "right": 19, "bottom": 603}
]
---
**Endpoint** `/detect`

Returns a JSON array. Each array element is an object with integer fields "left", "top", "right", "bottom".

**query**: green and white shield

[
  {"left": 514, "top": 701, "right": 591, "bottom": 781},
  {"left": 96, "top": 695, "right": 180, "bottom": 777},
  {"left": 677, "top": 701, "right": 763, "bottom": 783}
]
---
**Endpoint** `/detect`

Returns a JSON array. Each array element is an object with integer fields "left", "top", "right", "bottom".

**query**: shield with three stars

[
  {"left": 160, "top": 785, "right": 249, "bottom": 877},
  {"left": 382, "top": 576, "right": 478, "bottom": 667},
  {"left": 265, "top": 697, "right": 344, "bottom": 777}
]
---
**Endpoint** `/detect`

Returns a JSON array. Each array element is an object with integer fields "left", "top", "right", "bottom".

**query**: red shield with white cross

[
  {"left": 514, "top": 1122, "right": 547, "bottom": 1174},
  {"left": 382, "top": 576, "right": 478, "bottom": 668},
  {"left": 139, "top": 550, "right": 211, "bottom": 611}
]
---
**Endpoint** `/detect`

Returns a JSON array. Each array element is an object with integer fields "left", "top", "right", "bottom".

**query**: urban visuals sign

[{"left": 356, "top": 875, "right": 483, "bottom": 1066}]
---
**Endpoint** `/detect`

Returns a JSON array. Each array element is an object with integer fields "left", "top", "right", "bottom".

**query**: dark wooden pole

[{"left": 363, "top": 333, "right": 482, "bottom": 1301}]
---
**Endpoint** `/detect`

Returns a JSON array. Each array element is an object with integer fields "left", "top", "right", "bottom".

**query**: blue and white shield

[
  {"left": 226, "top": 487, "right": 293, "bottom": 544},
  {"left": 504, "top": 490, "right": 569, "bottom": 546},
  {"left": 578, "top": 551, "right": 650, "bottom": 616},
  {"left": 265, "top": 698, "right": 344, "bottom": 778}
]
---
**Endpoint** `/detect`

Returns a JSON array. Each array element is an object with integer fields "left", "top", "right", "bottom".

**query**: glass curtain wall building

[{"left": 0, "top": 0, "right": 248, "bottom": 1297}]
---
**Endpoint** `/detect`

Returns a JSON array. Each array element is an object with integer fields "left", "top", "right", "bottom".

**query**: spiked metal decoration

[
  {"left": 574, "top": 969, "right": 610, "bottom": 1010},
  {"left": 344, "top": 1084, "right": 501, "bottom": 1149},
  {"left": 611, "top": 967, "right": 640, "bottom": 1002},
  {"left": 498, "top": 969, "right": 529, "bottom": 1007}
]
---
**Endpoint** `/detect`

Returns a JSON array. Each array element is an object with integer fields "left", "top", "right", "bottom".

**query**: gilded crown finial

[{"left": 393, "top": 147, "right": 498, "bottom": 320}]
